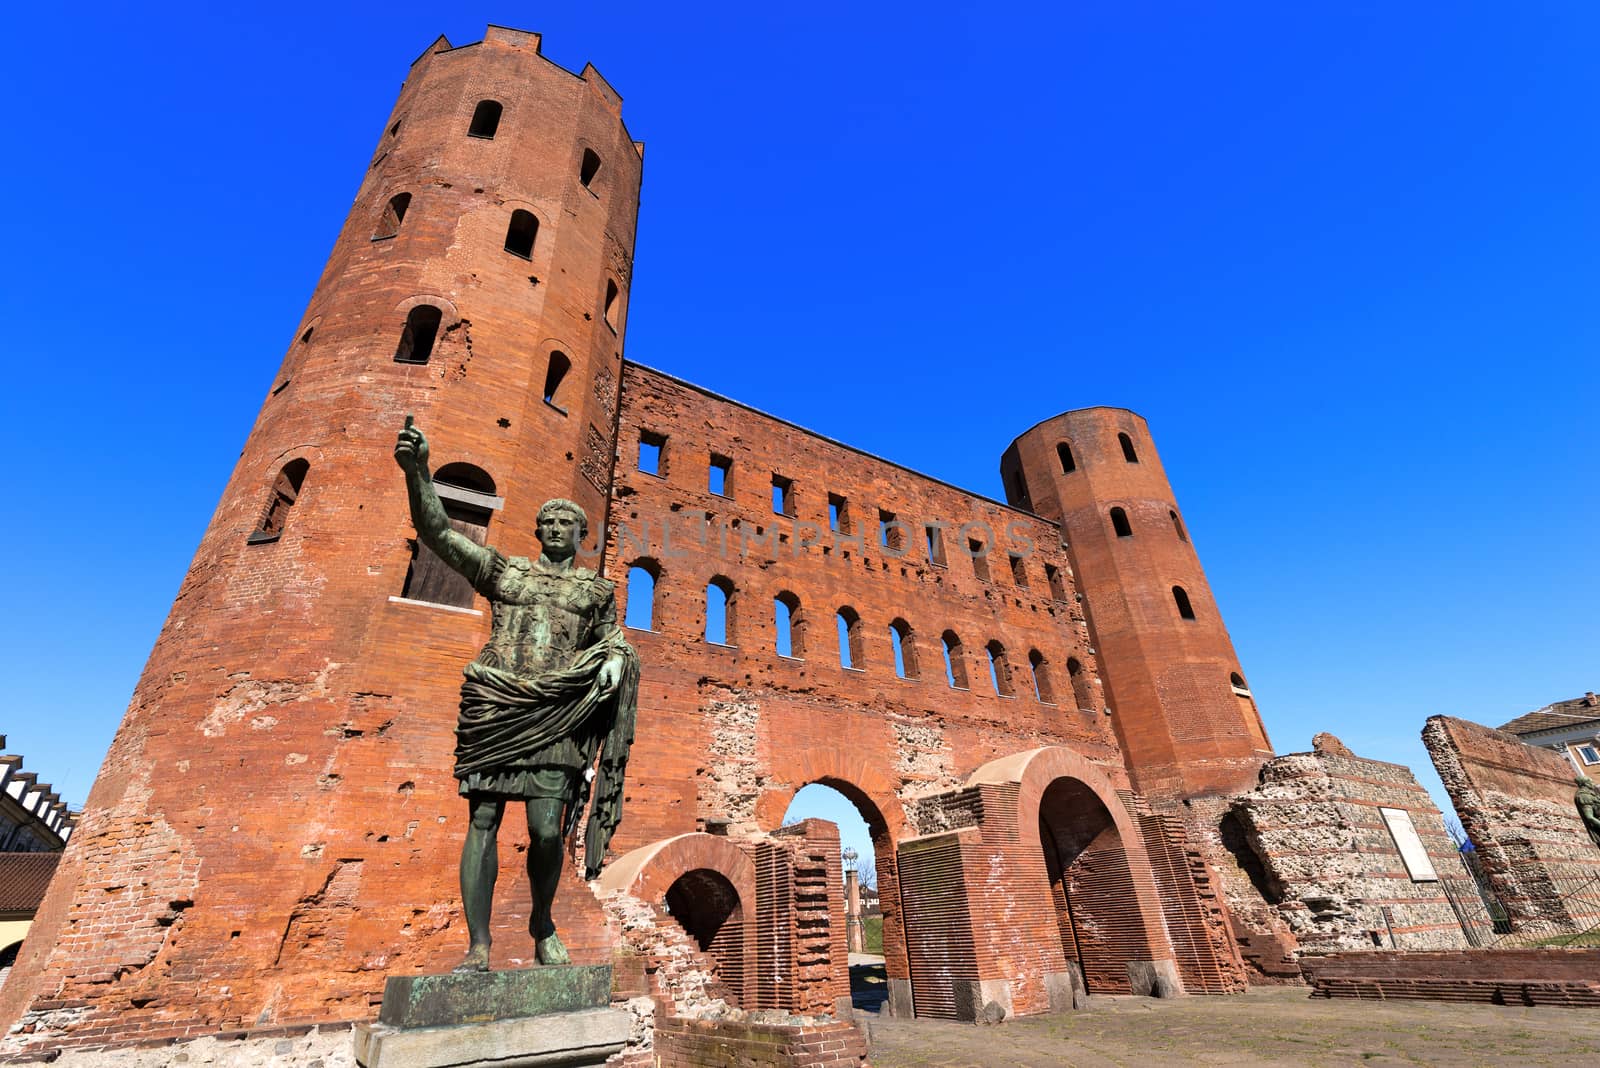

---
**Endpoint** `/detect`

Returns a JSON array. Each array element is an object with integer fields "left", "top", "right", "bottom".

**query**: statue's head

[{"left": 536, "top": 498, "right": 589, "bottom": 556}]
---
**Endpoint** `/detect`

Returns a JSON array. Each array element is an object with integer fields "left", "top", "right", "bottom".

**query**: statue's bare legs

[
  {"left": 455, "top": 795, "right": 504, "bottom": 973},
  {"left": 526, "top": 797, "right": 570, "bottom": 965}
]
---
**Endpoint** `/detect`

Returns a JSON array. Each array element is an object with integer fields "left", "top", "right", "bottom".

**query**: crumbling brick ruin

[
  {"left": 0, "top": 25, "right": 1427, "bottom": 1061},
  {"left": 1424, "top": 715, "right": 1600, "bottom": 934}
]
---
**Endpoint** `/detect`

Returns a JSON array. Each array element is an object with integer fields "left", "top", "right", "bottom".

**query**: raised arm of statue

[{"left": 394, "top": 416, "right": 491, "bottom": 581}]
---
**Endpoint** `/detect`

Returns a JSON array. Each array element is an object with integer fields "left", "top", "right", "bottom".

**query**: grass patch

[{"left": 864, "top": 915, "right": 883, "bottom": 954}]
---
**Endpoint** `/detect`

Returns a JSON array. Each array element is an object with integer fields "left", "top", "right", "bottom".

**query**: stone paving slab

[{"left": 866, "top": 986, "right": 1600, "bottom": 1067}]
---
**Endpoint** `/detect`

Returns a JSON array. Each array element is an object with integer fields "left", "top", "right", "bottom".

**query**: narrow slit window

[
  {"left": 1068, "top": 657, "right": 1095, "bottom": 713},
  {"left": 836, "top": 607, "right": 863, "bottom": 669},
  {"left": 1046, "top": 563, "right": 1068, "bottom": 601},
  {"left": 942, "top": 631, "right": 968, "bottom": 689},
  {"left": 504, "top": 209, "right": 538, "bottom": 259},
  {"left": 468, "top": 100, "right": 503, "bottom": 139},
  {"left": 1009, "top": 554, "right": 1029, "bottom": 587},
  {"left": 705, "top": 577, "right": 735, "bottom": 645},
  {"left": 638, "top": 430, "right": 666, "bottom": 476},
  {"left": 374, "top": 192, "right": 411, "bottom": 240},
  {"left": 969, "top": 538, "right": 990, "bottom": 582},
  {"left": 986, "top": 641, "right": 1013, "bottom": 696},
  {"left": 1057, "top": 442, "right": 1076, "bottom": 473},
  {"left": 772, "top": 474, "right": 795, "bottom": 516},
  {"left": 394, "top": 305, "right": 443, "bottom": 364},
  {"left": 889, "top": 619, "right": 918, "bottom": 679},
  {"left": 623, "top": 560, "right": 659, "bottom": 630},
  {"left": 248, "top": 459, "right": 310, "bottom": 543},
  {"left": 828, "top": 493, "right": 850, "bottom": 534},
  {"left": 1029, "top": 650, "right": 1054, "bottom": 703},
  {"left": 543, "top": 351, "right": 571, "bottom": 407},
  {"left": 879, "top": 509, "right": 905, "bottom": 552},
  {"left": 580, "top": 148, "right": 602, "bottom": 188},
  {"left": 604, "top": 279, "right": 620, "bottom": 330},
  {"left": 926, "top": 525, "right": 947, "bottom": 567},
  {"left": 709, "top": 454, "right": 732, "bottom": 497},
  {"left": 1119, "top": 432, "right": 1139, "bottom": 463},
  {"left": 1110, "top": 507, "right": 1132, "bottom": 538},
  {"left": 1170, "top": 510, "right": 1188, "bottom": 542},
  {"left": 1173, "top": 585, "right": 1195, "bottom": 620},
  {"left": 775, "top": 591, "right": 805, "bottom": 658}
]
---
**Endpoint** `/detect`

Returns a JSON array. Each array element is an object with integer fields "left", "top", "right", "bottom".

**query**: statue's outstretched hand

[{"left": 395, "top": 414, "right": 429, "bottom": 474}]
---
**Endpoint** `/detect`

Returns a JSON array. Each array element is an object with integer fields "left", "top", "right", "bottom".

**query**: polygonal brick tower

[
  {"left": 1002, "top": 408, "right": 1272, "bottom": 802},
  {"left": 0, "top": 27, "right": 643, "bottom": 1049}
]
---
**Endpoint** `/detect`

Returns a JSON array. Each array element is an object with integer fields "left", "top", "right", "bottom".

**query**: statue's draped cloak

[{"left": 453, "top": 550, "right": 638, "bottom": 879}]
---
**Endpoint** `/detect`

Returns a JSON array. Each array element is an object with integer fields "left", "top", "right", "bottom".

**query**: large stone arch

[
  {"left": 599, "top": 833, "right": 757, "bottom": 1006},
  {"left": 968, "top": 747, "right": 1179, "bottom": 998},
  {"left": 755, "top": 745, "right": 914, "bottom": 1015}
]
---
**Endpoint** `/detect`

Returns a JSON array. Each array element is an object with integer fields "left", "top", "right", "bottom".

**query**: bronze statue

[
  {"left": 1578, "top": 777, "right": 1600, "bottom": 849},
  {"left": 395, "top": 417, "right": 638, "bottom": 972}
]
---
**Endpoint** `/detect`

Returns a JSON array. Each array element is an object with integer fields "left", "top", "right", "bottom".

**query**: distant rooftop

[
  {"left": 0, "top": 852, "right": 60, "bottom": 913},
  {"left": 1498, "top": 692, "right": 1600, "bottom": 737}
]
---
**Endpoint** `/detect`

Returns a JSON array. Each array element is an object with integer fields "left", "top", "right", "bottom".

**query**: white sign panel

[{"left": 1379, "top": 806, "right": 1438, "bottom": 882}]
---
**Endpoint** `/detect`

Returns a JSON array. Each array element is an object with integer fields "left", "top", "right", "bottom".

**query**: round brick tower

[
  {"left": 1001, "top": 408, "right": 1271, "bottom": 802},
  {"left": 0, "top": 27, "right": 643, "bottom": 1050}
]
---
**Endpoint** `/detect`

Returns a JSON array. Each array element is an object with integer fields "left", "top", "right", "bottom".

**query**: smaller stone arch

[{"left": 599, "top": 833, "right": 757, "bottom": 1006}]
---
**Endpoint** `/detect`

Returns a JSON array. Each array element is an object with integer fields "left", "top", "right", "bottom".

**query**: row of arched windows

[
  {"left": 1055, "top": 431, "right": 1140, "bottom": 475},
  {"left": 465, "top": 100, "right": 604, "bottom": 193},
  {"left": 373, "top": 195, "right": 542, "bottom": 260},
  {"left": 621, "top": 562, "right": 1099, "bottom": 711},
  {"left": 1108, "top": 505, "right": 1187, "bottom": 542}
]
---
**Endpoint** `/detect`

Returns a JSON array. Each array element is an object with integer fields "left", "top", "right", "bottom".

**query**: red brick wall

[
  {"left": 653, "top": 1016, "right": 868, "bottom": 1068},
  {"left": 1003, "top": 409, "right": 1272, "bottom": 801},
  {"left": 1424, "top": 716, "right": 1600, "bottom": 931},
  {"left": 0, "top": 29, "right": 644, "bottom": 1052}
]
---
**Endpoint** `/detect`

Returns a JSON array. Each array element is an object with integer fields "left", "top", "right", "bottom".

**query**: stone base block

[
  {"left": 378, "top": 964, "right": 613, "bottom": 1028},
  {"left": 1127, "top": 958, "right": 1184, "bottom": 997},
  {"left": 354, "top": 1005, "right": 629, "bottom": 1068}
]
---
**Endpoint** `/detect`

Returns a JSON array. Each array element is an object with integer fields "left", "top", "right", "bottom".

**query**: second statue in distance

[{"left": 395, "top": 416, "right": 638, "bottom": 973}]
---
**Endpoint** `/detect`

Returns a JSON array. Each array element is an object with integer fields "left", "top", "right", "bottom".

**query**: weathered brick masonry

[
  {"left": 1424, "top": 715, "right": 1600, "bottom": 933},
  {"left": 1230, "top": 734, "right": 1467, "bottom": 951},
  {"left": 2, "top": 25, "right": 1291, "bottom": 1058}
]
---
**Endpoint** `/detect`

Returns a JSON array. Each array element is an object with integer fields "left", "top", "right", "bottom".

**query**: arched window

[
  {"left": 1119, "top": 432, "right": 1139, "bottom": 463},
  {"left": 1172, "top": 585, "right": 1195, "bottom": 620},
  {"left": 300, "top": 325, "right": 315, "bottom": 345},
  {"left": 580, "top": 148, "right": 602, "bottom": 188},
  {"left": 889, "top": 618, "right": 918, "bottom": 679},
  {"left": 775, "top": 591, "right": 805, "bottom": 658},
  {"left": 986, "top": 640, "right": 1014, "bottom": 697},
  {"left": 394, "top": 305, "right": 443, "bottom": 364},
  {"left": 624, "top": 559, "right": 660, "bottom": 630},
  {"left": 504, "top": 209, "right": 538, "bottom": 259},
  {"left": 836, "top": 607, "right": 863, "bottom": 669},
  {"left": 1170, "top": 510, "right": 1188, "bottom": 542},
  {"left": 388, "top": 119, "right": 401, "bottom": 138},
  {"left": 542, "top": 351, "right": 571, "bottom": 407},
  {"left": 1232, "top": 672, "right": 1269, "bottom": 748},
  {"left": 1057, "top": 442, "right": 1076, "bottom": 473},
  {"left": 1230, "top": 672, "right": 1250, "bottom": 696},
  {"left": 1067, "top": 657, "right": 1096, "bottom": 713},
  {"left": 1028, "top": 649, "right": 1055, "bottom": 703},
  {"left": 604, "top": 279, "right": 620, "bottom": 330},
  {"left": 1110, "top": 506, "right": 1132, "bottom": 538},
  {"left": 248, "top": 459, "right": 309, "bottom": 543},
  {"left": 705, "top": 576, "right": 736, "bottom": 646},
  {"left": 401, "top": 464, "right": 497, "bottom": 608},
  {"left": 374, "top": 192, "right": 411, "bottom": 240},
  {"left": 941, "top": 631, "right": 968, "bottom": 689},
  {"left": 468, "top": 100, "right": 503, "bottom": 139}
]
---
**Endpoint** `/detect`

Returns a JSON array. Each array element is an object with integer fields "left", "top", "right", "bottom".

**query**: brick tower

[
  {"left": 0, "top": 28, "right": 643, "bottom": 1048},
  {"left": 1001, "top": 408, "right": 1271, "bottom": 802}
]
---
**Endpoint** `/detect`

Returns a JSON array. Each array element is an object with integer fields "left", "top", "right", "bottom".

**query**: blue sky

[{"left": 1, "top": 4, "right": 1595, "bottom": 878}]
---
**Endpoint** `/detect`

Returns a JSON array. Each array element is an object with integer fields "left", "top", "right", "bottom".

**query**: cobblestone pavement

[{"left": 864, "top": 986, "right": 1600, "bottom": 1067}]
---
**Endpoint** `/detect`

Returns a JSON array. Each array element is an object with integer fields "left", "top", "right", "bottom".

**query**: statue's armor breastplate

[{"left": 476, "top": 558, "right": 600, "bottom": 677}]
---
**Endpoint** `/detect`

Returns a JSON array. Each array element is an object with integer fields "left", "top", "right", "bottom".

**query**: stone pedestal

[{"left": 355, "top": 965, "right": 630, "bottom": 1068}]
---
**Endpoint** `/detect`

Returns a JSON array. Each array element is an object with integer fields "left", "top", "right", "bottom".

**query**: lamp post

[{"left": 842, "top": 846, "right": 863, "bottom": 954}]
